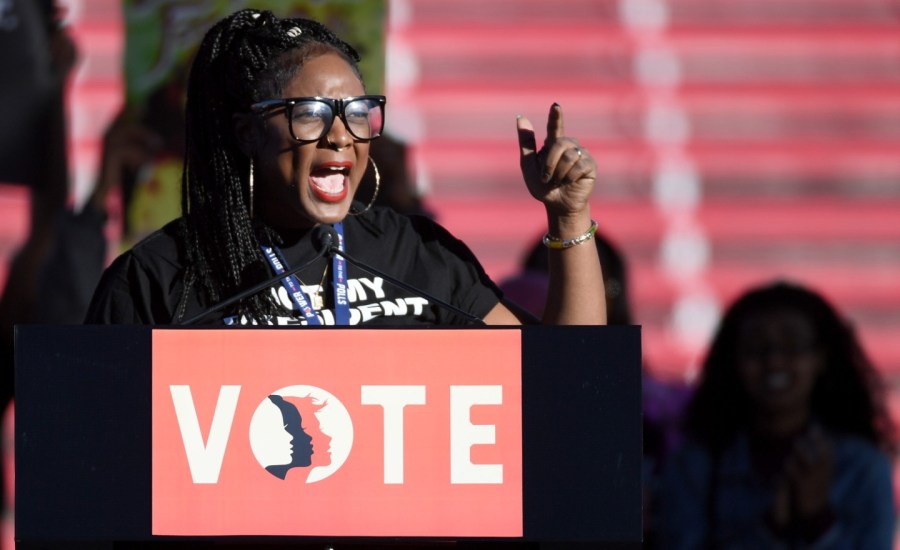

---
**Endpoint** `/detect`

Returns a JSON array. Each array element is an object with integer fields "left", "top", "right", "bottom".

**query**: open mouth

[{"left": 309, "top": 163, "right": 351, "bottom": 203}]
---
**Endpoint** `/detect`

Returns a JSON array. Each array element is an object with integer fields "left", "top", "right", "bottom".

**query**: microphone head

[{"left": 312, "top": 224, "right": 338, "bottom": 253}]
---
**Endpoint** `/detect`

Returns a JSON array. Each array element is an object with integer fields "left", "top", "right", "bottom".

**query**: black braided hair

[{"left": 178, "top": 9, "right": 362, "bottom": 322}]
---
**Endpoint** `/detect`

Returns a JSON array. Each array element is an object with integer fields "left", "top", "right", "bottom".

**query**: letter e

[{"left": 450, "top": 385, "right": 503, "bottom": 484}]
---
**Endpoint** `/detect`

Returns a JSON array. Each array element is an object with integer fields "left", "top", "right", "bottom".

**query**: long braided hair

[{"left": 177, "top": 9, "right": 361, "bottom": 322}]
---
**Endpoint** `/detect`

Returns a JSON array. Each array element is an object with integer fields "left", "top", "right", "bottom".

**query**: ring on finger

[{"left": 574, "top": 147, "right": 583, "bottom": 158}]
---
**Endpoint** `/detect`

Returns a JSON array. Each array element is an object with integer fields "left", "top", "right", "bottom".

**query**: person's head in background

[
  {"left": 179, "top": 9, "right": 383, "bottom": 322},
  {"left": 0, "top": 0, "right": 75, "bottom": 189},
  {"left": 499, "top": 229, "right": 632, "bottom": 324},
  {"left": 684, "top": 280, "right": 895, "bottom": 454},
  {"left": 357, "top": 132, "right": 432, "bottom": 218}
]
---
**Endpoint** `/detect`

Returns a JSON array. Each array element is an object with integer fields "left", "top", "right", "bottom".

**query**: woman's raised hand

[
  {"left": 517, "top": 103, "right": 597, "bottom": 217},
  {"left": 512, "top": 103, "right": 606, "bottom": 326}
]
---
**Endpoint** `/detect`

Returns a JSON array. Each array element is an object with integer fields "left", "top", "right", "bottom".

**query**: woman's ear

[{"left": 233, "top": 113, "right": 258, "bottom": 157}]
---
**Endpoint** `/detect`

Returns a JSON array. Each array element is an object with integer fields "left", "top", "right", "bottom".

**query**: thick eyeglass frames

[{"left": 250, "top": 95, "right": 386, "bottom": 142}]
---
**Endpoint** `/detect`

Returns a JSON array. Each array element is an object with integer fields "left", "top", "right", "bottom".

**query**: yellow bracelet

[{"left": 542, "top": 220, "right": 598, "bottom": 250}]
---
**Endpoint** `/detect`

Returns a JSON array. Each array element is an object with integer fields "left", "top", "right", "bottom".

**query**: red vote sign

[{"left": 151, "top": 329, "right": 523, "bottom": 537}]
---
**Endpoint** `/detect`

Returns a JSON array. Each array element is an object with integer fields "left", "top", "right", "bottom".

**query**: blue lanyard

[
  {"left": 332, "top": 222, "right": 350, "bottom": 325},
  {"left": 259, "top": 222, "right": 349, "bottom": 326}
]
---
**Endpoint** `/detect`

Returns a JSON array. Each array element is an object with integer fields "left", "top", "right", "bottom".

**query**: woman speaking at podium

[{"left": 85, "top": 9, "right": 604, "bottom": 327}]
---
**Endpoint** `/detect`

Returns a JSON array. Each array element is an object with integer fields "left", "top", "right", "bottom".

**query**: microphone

[
  {"left": 178, "top": 226, "right": 336, "bottom": 325},
  {"left": 312, "top": 223, "right": 338, "bottom": 255},
  {"left": 327, "top": 246, "right": 485, "bottom": 326}
]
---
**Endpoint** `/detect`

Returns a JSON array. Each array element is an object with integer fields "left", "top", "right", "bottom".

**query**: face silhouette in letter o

[{"left": 249, "top": 385, "right": 353, "bottom": 482}]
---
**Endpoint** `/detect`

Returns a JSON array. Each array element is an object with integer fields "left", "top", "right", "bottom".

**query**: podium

[{"left": 15, "top": 325, "right": 641, "bottom": 547}]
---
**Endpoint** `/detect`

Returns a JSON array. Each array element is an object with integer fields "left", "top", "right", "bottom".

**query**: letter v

[{"left": 170, "top": 385, "right": 241, "bottom": 483}]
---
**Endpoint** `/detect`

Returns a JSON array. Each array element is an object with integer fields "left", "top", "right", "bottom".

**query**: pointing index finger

[{"left": 546, "top": 102, "right": 565, "bottom": 141}]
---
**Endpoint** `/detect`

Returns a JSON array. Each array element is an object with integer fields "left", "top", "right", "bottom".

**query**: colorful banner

[
  {"left": 151, "top": 329, "right": 523, "bottom": 537},
  {"left": 119, "top": 0, "right": 386, "bottom": 244},
  {"left": 123, "top": 0, "right": 386, "bottom": 105}
]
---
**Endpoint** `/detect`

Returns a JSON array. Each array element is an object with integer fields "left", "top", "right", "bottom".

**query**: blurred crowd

[{"left": 1, "top": 1, "right": 897, "bottom": 549}]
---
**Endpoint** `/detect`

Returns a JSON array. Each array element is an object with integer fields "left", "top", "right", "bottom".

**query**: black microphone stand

[
  {"left": 179, "top": 228, "right": 334, "bottom": 326},
  {"left": 180, "top": 225, "right": 484, "bottom": 326}
]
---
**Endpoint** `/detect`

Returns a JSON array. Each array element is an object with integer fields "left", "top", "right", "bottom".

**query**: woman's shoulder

[
  {"left": 99, "top": 219, "right": 186, "bottom": 292},
  {"left": 351, "top": 206, "right": 440, "bottom": 235},
  {"left": 347, "top": 207, "right": 464, "bottom": 251},
  {"left": 833, "top": 433, "right": 893, "bottom": 467},
  {"left": 86, "top": 219, "right": 188, "bottom": 324},
  {"left": 829, "top": 433, "right": 896, "bottom": 516},
  {"left": 119, "top": 218, "right": 186, "bottom": 269}
]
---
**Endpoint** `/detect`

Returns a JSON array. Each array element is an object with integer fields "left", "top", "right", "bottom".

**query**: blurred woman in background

[{"left": 659, "top": 281, "right": 896, "bottom": 549}]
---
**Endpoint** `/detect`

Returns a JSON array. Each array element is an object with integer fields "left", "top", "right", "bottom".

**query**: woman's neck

[
  {"left": 751, "top": 408, "right": 811, "bottom": 441},
  {"left": 265, "top": 223, "right": 316, "bottom": 247}
]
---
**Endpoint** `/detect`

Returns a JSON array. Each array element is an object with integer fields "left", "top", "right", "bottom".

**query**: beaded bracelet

[{"left": 542, "top": 220, "right": 598, "bottom": 250}]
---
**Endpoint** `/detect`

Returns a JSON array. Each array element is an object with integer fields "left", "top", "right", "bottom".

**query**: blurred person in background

[
  {"left": 0, "top": 3, "right": 127, "bottom": 545},
  {"left": 0, "top": 0, "right": 117, "bottom": 399},
  {"left": 499, "top": 230, "right": 691, "bottom": 546},
  {"left": 658, "top": 281, "right": 896, "bottom": 549},
  {"left": 0, "top": 0, "right": 82, "bottom": 546},
  {"left": 0, "top": 0, "right": 74, "bottom": 409},
  {"left": 359, "top": 132, "right": 432, "bottom": 219}
]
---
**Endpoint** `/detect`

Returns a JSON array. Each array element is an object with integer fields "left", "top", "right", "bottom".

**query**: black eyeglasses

[{"left": 250, "top": 95, "right": 386, "bottom": 142}]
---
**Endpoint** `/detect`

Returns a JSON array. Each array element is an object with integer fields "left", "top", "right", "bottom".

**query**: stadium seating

[{"left": 385, "top": 0, "right": 900, "bottom": 383}]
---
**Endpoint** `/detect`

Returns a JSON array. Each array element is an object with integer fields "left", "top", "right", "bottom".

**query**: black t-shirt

[{"left": 85, "top": 208, "right": 503, "bottom": 325}]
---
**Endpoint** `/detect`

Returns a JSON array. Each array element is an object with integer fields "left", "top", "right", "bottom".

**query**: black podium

[{"left": 15, "top": 325, "right": 641, "bottom": 548}]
